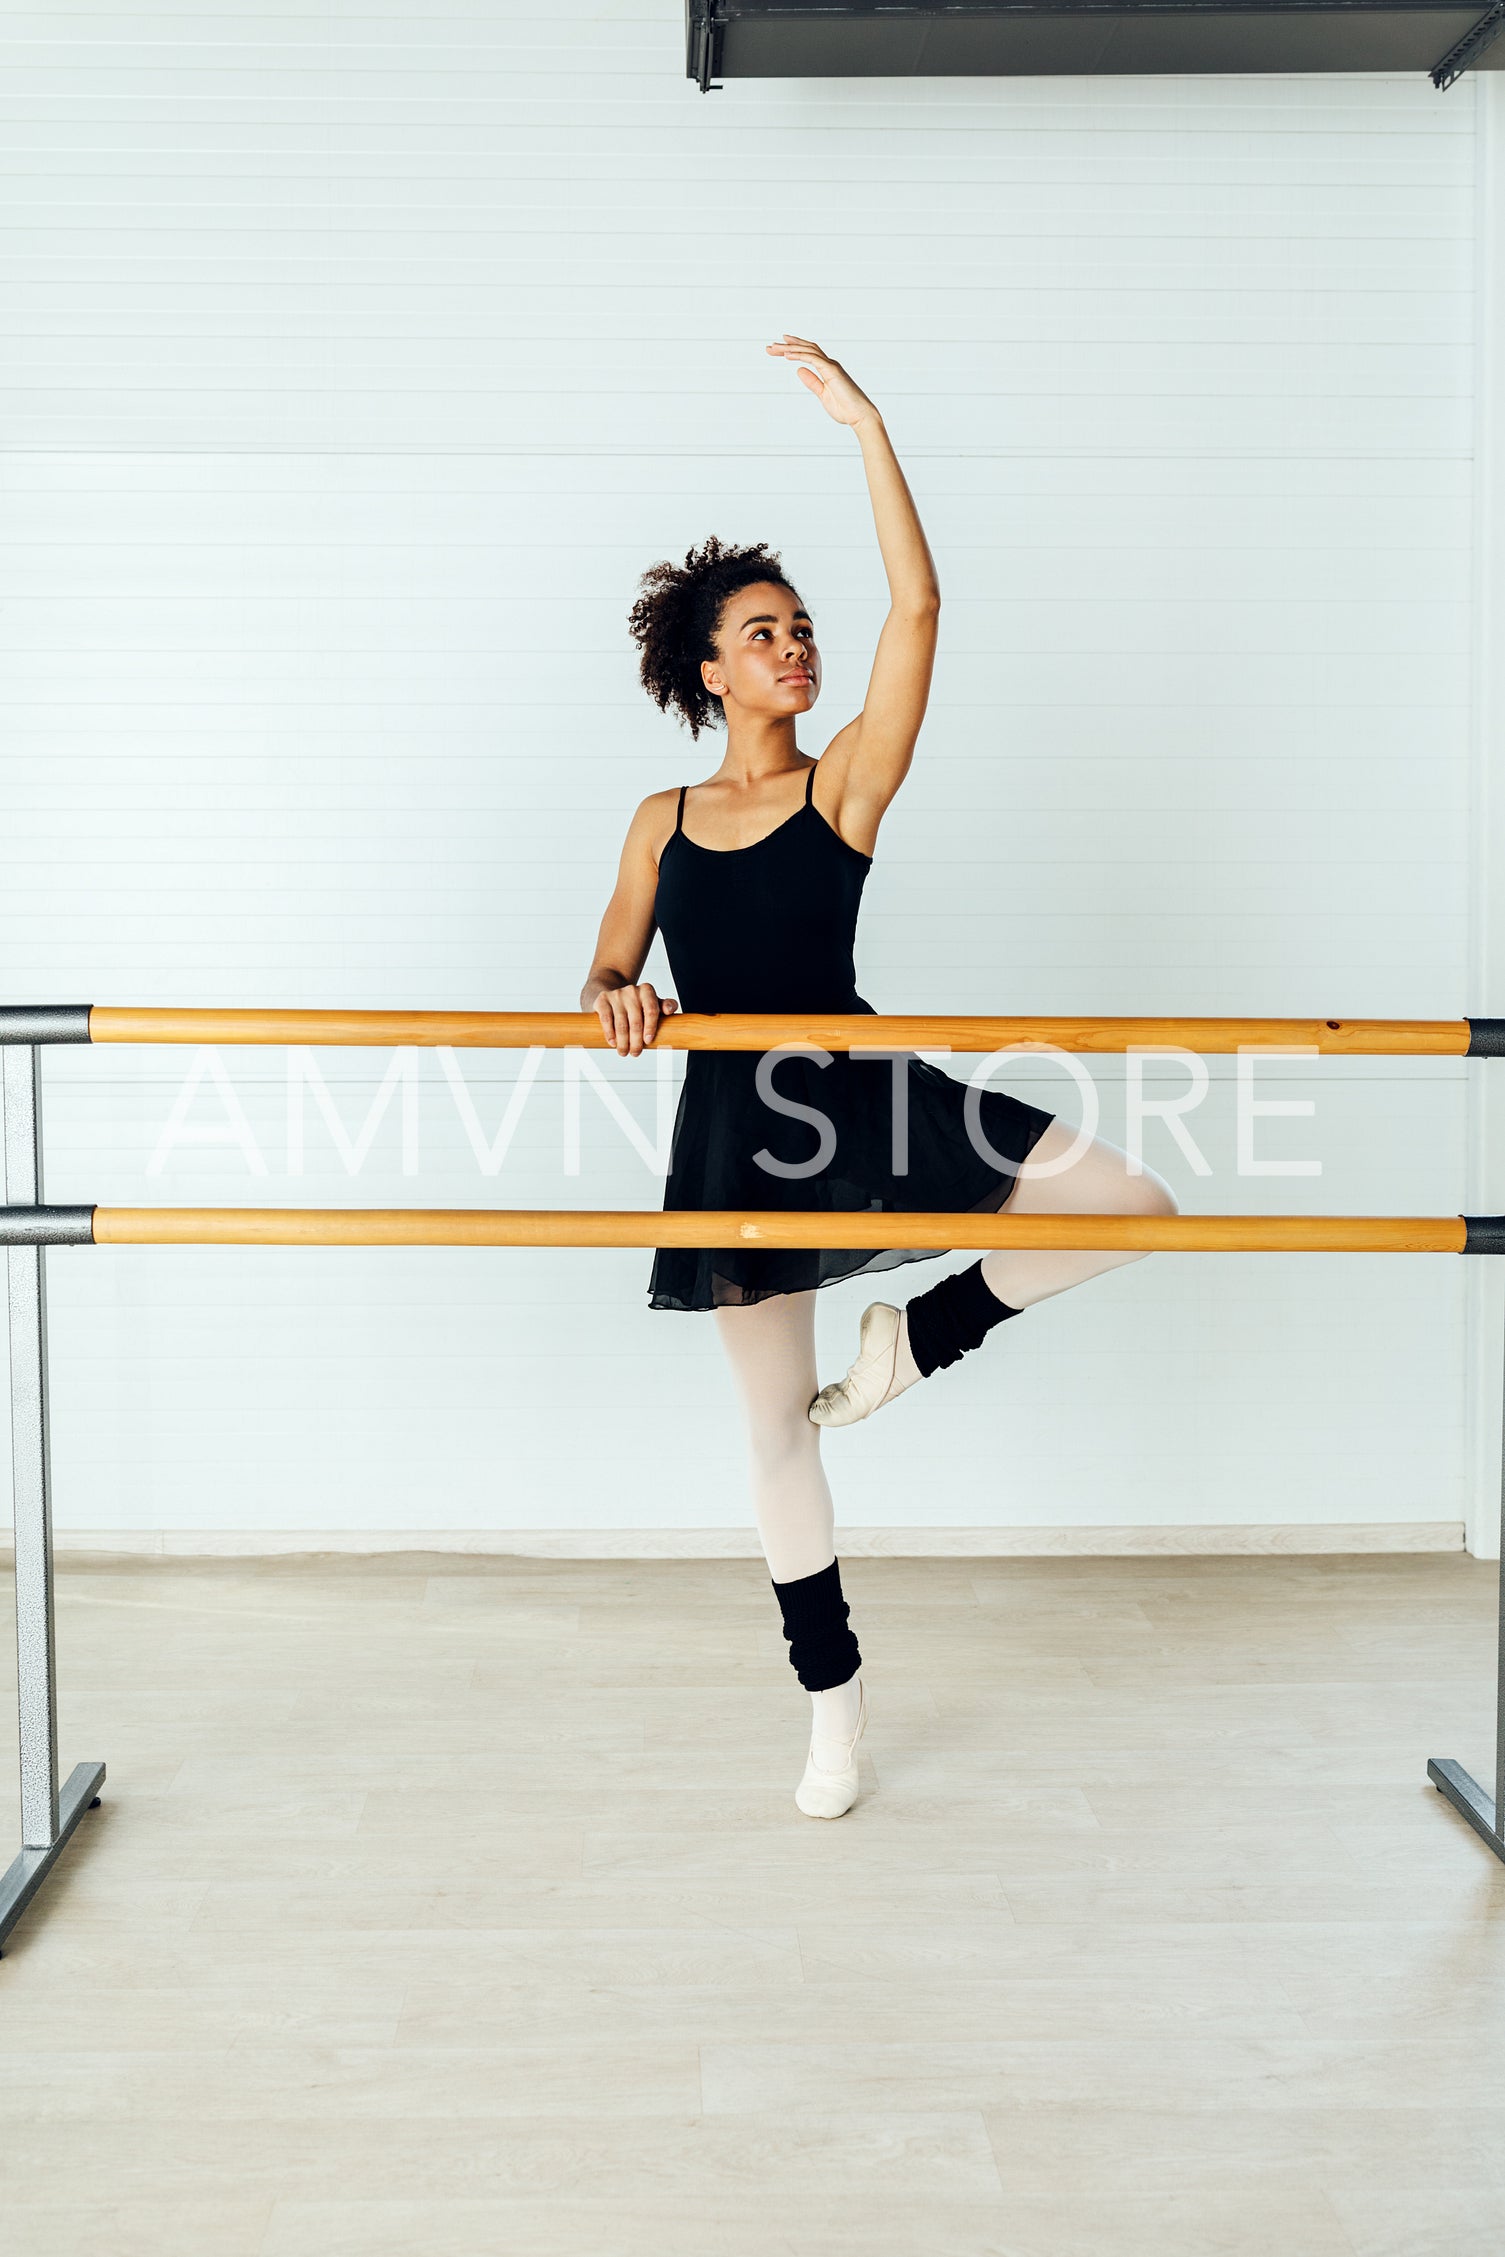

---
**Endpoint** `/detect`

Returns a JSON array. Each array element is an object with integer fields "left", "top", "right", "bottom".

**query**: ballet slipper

[
  {"left": 795, "top": 1678, "right": 867, "bottom": 1819},
  {"left": 807, "top": 1302, "right": 918, "bottom": 1428}
]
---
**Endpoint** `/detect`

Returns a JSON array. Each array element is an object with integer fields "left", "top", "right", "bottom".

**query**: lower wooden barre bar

[
  {"left": 84, "top": 1008, "right": 1475, "bottom": 1056},
  {"left": 88, "top": 1209, "right": 1470, "bottom": 1253}
]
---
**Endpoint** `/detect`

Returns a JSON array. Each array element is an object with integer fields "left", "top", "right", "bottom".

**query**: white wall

[{"left": 0, "top": 8, "right": 1490, "bottom": 1546}]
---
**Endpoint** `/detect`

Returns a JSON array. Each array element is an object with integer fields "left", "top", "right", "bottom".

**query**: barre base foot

[
  {"left": 0, "top": 1761, "right": 107, "bottom": 1954},
  {"left": 1427, "top": 1758, "right": 1505, "bottom": 1864}
]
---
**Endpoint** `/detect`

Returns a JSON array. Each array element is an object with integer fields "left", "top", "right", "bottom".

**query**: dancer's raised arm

[{"left": 767, "top": 335, "right": 940, "bottom": 849}]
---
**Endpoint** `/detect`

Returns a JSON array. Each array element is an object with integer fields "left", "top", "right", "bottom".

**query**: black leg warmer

[
  {"left": 904, "top": 1259, "right": 1020, "bottom": 1378},
  {"left": 770, "top": 1557, "right": 863, "bottom": 1691}
]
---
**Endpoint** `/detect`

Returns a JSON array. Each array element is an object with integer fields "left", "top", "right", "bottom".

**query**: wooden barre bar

[
  {"left": 87, "top": 1210, "right": 1471, "bottom": 1253},
  {"left": 84, "top": 1009, "right": 1483, "bottom": 1056}
]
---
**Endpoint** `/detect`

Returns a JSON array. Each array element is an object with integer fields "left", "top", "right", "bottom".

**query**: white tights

[
  {"left": 973, "top": 1118, "right": 1179, "bottom": 1314},
  {"left": 714, "top": 1288, "right": 834, "bottom": 1588},
  {"left": 713, "top": 1125, "right": 1178, "bottom": 1736}
]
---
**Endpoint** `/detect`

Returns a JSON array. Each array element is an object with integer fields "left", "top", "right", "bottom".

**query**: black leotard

[{"left": 647, "top": 759, "right": 1054, "bottom": 1311}]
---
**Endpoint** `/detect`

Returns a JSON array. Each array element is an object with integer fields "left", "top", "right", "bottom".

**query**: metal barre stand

[
  {"left": 1427, "top": 1422, "right": 1505, "bottom": 1856},
  {"left": 5, "top": 1002, "right": 1505, "bottom": 1953},
  {"left": 1, "top": 1025, "right": 105, "bottom": 1954}
]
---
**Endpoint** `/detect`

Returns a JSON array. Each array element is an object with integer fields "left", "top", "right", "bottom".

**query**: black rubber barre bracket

[
  {"left": 0, "top": 1206, "right": 97, "bottom": 1247},
  {"left": 0, "top": 1006, "right": 92, "bottom": 1044},
  {"left": 1467, "top": 1020, "right": 1505, "bottom": 1056},
  {"left": 1464, "top": 1216, "right": 1505, "bottom": 1255}
]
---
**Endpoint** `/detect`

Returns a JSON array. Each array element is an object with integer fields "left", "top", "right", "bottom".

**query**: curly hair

[{"left": 627, "top": 536, "right": 800, "bottom": 738}]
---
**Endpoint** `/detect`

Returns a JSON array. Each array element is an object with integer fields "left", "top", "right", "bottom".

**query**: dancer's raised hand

[{"left": 766, "top": 335, "right": 878, "bottom": 429}]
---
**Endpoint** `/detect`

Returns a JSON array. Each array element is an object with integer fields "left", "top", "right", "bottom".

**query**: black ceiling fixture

[{"left": 686, "top": 0, "right": 1505, "bottom": 92}]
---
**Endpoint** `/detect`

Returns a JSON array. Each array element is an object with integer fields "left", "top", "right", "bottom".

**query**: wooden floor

[{"left": 2, "top": 1550, "right": 1504, "bottom": 2256}]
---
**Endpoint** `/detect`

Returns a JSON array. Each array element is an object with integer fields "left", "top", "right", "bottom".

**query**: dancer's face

[{"left": 702, "top": 582, "right": 820, "bottom": 723}]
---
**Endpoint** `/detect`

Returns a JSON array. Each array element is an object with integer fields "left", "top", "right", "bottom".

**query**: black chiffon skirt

[{"left": 648, "top": 1043, "right": 1056, "bottom": 1312}]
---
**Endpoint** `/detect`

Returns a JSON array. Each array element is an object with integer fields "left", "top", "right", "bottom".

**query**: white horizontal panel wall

[{"left": 0, "top": 5, "right": 1482, "bottom": 1543}]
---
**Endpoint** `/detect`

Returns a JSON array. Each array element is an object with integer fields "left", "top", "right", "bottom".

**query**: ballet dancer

[{"left": 580, "top": 336, "right": 1177, "bottom": 1818}]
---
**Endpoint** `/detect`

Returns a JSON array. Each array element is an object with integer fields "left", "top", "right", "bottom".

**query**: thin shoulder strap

[
  {"left": 674, "top": 784, "right": 687, "bottom": 834},
  {"left": 804, "top": 762, "right": 817, "bottom": 807}
]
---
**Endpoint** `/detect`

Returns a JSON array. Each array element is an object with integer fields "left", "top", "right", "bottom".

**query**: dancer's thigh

[{"left": 1003, "top": 1120, "right": 1177, "bottom": 1216}]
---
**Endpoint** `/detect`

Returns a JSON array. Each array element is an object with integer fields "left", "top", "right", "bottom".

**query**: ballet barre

[
  {"left": 6, "top": 1004, "right": 1505, "bottom": 1054},
  {"left": 5, "top": 1208, "right": 1505, "bottom": 1253},
  {"left": 6, "top": 1006, "right": 1505, "bottom": 1957}
]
